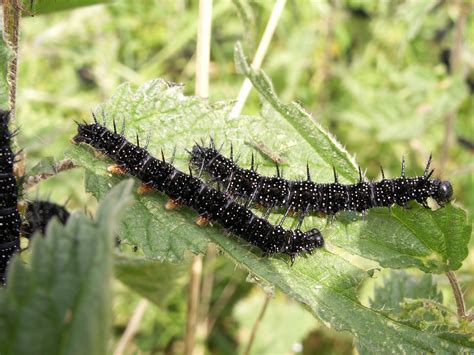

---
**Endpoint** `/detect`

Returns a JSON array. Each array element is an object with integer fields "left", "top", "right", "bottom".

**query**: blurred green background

[{"left": 13, "top": 0, "right": 473, "bottom": 353}]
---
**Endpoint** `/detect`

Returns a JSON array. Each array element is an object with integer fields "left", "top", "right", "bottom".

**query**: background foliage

[{"left": 1, "top": 0, "right": 473, "bottom": 354}]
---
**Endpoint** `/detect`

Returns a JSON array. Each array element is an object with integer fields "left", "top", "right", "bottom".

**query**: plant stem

[
  {"left": 229, "top": 0, "right": 286, "bottom": 118},
  {"left": 2, "top": 0, "right": 21, "bottom": 123},
  {"left": 185, "top": 3, "right": 213, "bottom": 353},
  {"left": 312, "top": 2, "right": 333, "bottom": 116},
  {"left": 439, "top": 0, "right": 467, "bottom": 175},
  {"left": 195, "top": 245, "right": 217, "bottom": 355},
  {"left": 445, "top": 271, "right": 469, "bottom": 320},
  {"left": 243, "top": 294, "right": 270, "bottom": 355},
  {"left": 2, "top": 0, "right": 25, "bottom": 181},
  {"left": 194, "top": 0, "right": 213, "bottom": 98},
  {"left": 25, "top": 159, "right": 77, "bottom": 190},
  {"left": 207, "top": 280, "right": 238, "bottom": 333},
  {"left": 184, "top": 0, "right": 212, "bottom": 355},
  {"left": 185, "top": 255, "right": 203, "bottom": 355},
  {"left": 113, "top": 299, "right": 149, "bottom": 355}
]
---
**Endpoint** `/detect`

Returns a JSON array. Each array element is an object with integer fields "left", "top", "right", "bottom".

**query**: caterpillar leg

[
  {"left": 262, "top": 207, "right": 272, "bottom": 220},
  {"left": 196, "top": 215, "right": 209, "bottom": 227},
  {"left": 107, "top": 164, "right": 127, "bottom": 175},
  {"left": 289, "top": 254, "right": 296, "bottom": 266},
  {"left": 17, "top": 200, "right": 27, "bottom": 214},
  {"left": 296, "top": 205, "right": 310, "bottom": 229},
  {"left": 421, "top": 201, "right": 430, "bottom": 209},
  {"left": 137, "top": 182, "right": 155, "bottom": 194},
  {"left": 288, "top": 209, "right": 298, "bottom": 217},
  {"left": 325, "top": 214, "right": 336, "bottom": 226},
  {"left": 94, "top": 150, "right": 107, "bottom": 159},
  {"left": 165, "top": 199, "right": 182, "bottom": 210}
]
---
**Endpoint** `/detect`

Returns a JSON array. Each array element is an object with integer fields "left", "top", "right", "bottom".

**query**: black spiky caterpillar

[
  {"left": 21, "top": 200, "right": 70, "bottom": 239},
  {"left": 0, "top": 110, "right": 21, "bottom": 284},
  {"left": 190, "top": 143, "right": 453, "bottom": 215},
  {"left": 72, "top": 118, "right": 324, "bottom": 260}
]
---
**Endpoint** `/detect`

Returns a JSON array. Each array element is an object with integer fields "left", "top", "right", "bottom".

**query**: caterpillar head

[
  {"left": 285, "top": 228, "right": 324, "bottom": 263},
  {"left": 433, "top": 180, "right": 453, "bottom": 205},
  {"left": 22, "top": 201, "right": 70, "bottom": 239},
  {"left": 72, "top": 123, "right": 104, "bottom": 147},
  {"left": 72, "top": 123, "right": 94, "bottom": 144},
  {"left": 304, "top": 228, "right": 325, "bottom": 250},
  {"left": 190, "top": 145, "right": 208, "bottom": 166}
]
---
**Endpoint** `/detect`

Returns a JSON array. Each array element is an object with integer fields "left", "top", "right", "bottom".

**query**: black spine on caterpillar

[
  {"left": 190, "top": 144, "right": 454, "bottom": 215},
  {"left": 21, "top": 200, "right": 70, "bottom": 239},
  {"left": 0, "top": 110, "right": 21, "bottom": 284},
  {"left": 72, "top": 120, "right": 324, "bottom": 260}
]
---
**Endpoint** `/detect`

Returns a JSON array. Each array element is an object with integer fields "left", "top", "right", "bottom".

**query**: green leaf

[
  {"left": 0, "top": 180, "right": 134, "bottom": 355},
  {"left": 114, "top": 254, "right": 187, "bottom": 307},
  {"left": 27, "top": 156, "right": 56, "bottom": 175},
  {"left": 332, "top": 203, "right": 471, "bottom": 273},
  {"left": 68, "top": 78, "right": 472, "bottom": 351},
  {"left": 209, "top": 235, "right": 472, "bottom": 352},
  {"left": 363, "top": 270, "right": 474, "bottom": 351},
  {"left": 81, "top": 166, "right": 210, "bottom": 261},
  {"left": 66, "top": 79, "right": 249, "bottom": 261},
  {"left": 231, "top": 0, "right": 257, "bottom": 53},
  {"left": 24, "top": 0, "right": 111, "bottom": 16},
  {"left": 370, "top": 270, "right": 443, "bottom": 314}
]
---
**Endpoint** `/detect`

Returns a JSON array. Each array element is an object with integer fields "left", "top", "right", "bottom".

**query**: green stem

[
  {"left": 445, "top": 271, "right": 471, "bottom": 321},
  {"left": 243, "top": 294, "right": 270, "bottom": 355}
]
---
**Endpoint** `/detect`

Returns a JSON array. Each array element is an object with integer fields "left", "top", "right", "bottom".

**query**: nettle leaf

[
  {"left": 27, "top": 156, "right": 57, "bottom": 175},
  {"left": 71, "top": 138, "right": 213, "bottom": 262},
  {"left": 24, "top": 0, "right": 110, "bottom": 16},
  {"left": 363, "top": 271, "right": 474, "bottom": 351},
  {"left": 331, "top": 203, "right": 471, "bottom": 273},
  {"left": 68, "top": 78, "right": 275, "bottom": 261},
  {"left": 68, "top": 71, "right": 471, "bottom": 350},
  {"left": 371, "top": 270, "right": 443, "bottom": 314},
  {"left": 234, "top": 42, "right": 471, "bottom": 273},
  {"left": 201, "top": 236, "right": 472, "bottom": 352},
  {"left": 114, "top": 254, "right": 187, "bottom": 307},
  {"left": 0, "top": 180, "right": 134, "bottom": 355}
]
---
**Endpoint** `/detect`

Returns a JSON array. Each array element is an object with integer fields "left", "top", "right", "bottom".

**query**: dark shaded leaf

[{"left": 0, "top": 180, "right": 134, "bottom": 355}]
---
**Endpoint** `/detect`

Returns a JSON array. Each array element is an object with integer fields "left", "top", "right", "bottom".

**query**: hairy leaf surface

[{"left": 69, "top": 74, "right": 472, "bottom": 351}]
